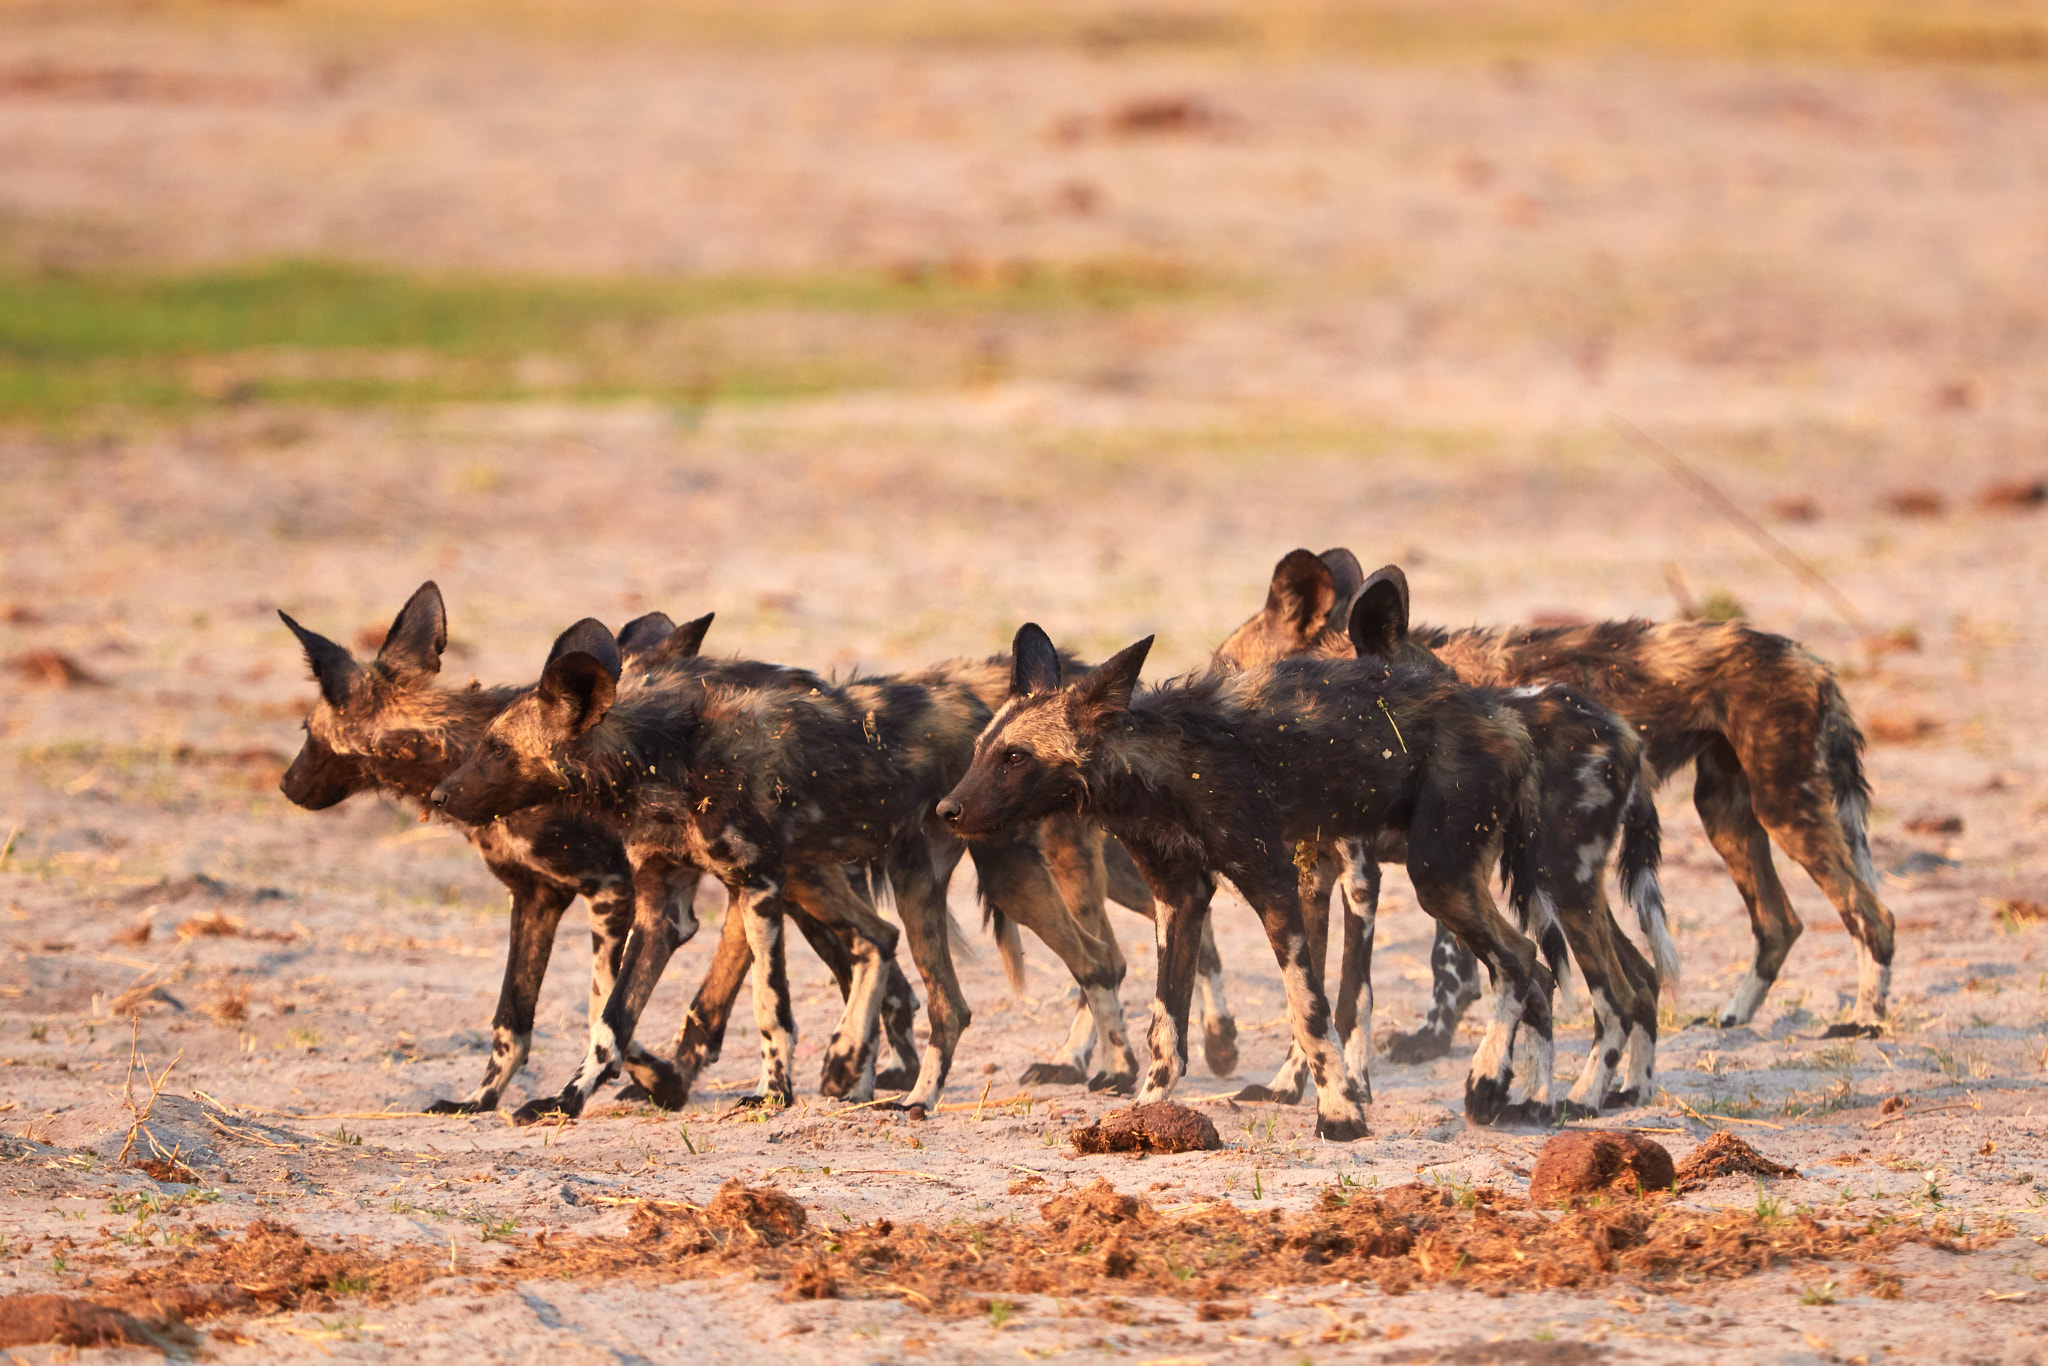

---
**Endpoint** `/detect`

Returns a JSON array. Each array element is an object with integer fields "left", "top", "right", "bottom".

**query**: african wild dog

[
  {"left": 575, "top": 651, "right": 1225, "bottom": 1109},
  {"left": 1221, "top": 545, "right": 1894, "bottom": 1041},
  {"left": 924, "top": 650, "right": 1239, "bottom": 1085},
  {"left": 1237, "top": 562, "right": 1671, "bottom": 1114},
  {"left": 431, "top": 620, "right": 1139, "bottom": 1115},
  {"left": 277, "top": 584, "right": 921, "bottom": 1115},
  {"left": 643, "top": 649, "right": 1180, "bottom": 1102},
  {"left": 938, "top": 623, "right": 1563, "bottom": 1138}
]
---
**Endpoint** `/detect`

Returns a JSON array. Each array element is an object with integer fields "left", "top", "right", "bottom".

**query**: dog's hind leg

[
  {"left": 1230, "top": 853, "right": 1370, "bottom": 1142},
  {"left": 1694, "top": 740, "right": 1802, "bottom": 1027},
  {"left": 1333, "top": 841, "right": 1379, "bottom": 1099},
  {"left": 789, "top": 889, "right": 921, "bottom": 1092},
  {"left": 1605, "top": 914, "right": 1659, "bottom": 1107},
  {"left": 1193, "top": 911, "right": 1237, "bottom": 1076},
  {"left": 1752, "top": 795, "right": 1895, "bottom": 1033},
  {"left": 1237, "top": 850, "right": 1338, "bottom": 1105}
]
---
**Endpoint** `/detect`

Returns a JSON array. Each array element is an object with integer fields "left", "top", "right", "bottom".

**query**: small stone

[{"left": 1527, "top": 1129, "right": 1675, "bottom": 1206}]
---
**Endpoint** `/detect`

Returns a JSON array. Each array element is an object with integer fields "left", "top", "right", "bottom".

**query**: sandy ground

[{"left": 4, "top": 8, "right": 2048, "bottom": 1363}]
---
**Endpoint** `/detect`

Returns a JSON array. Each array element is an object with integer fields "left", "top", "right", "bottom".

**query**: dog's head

[
  {"left": 936, "top": 624, "right": 1151, "bottom": 839},
  {"left": 277, "top": 581, "right": 455, "bottom": 809},
  {"left": 431, "top": 617, "right": 622, "bottom": 824},
  {"left": 1212, "top": 548, "right": 1364, "bottom": 671}
]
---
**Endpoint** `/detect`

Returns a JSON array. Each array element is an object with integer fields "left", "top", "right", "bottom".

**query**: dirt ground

[{"left": 4, "top": 5, "right": 2048, "bottom": 1362}]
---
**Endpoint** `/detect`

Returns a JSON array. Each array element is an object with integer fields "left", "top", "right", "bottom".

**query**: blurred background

[{"left": 0, "top": 0, "right": 2042, "bottom": 907}]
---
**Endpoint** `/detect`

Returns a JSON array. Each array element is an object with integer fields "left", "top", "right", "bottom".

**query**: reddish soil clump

[
  {"left": 1528, "top": 1130, "right": 1676, "bottom": 1206},
  {"left": 1070, "top": 1103, "right": 1222, "bottom": 1155},
  {"left": 1674, "top": 1131, "right": 1800, "bottom": 1189}
]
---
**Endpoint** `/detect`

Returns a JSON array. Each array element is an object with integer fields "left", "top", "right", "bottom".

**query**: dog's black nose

[
  {"left": 935, "top": 798, "right": 962, "bottom": 824},
  {"left": 429, "top": 783, "right": 451, "bottom": 808}
]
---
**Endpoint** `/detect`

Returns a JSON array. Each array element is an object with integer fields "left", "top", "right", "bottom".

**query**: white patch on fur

[
  {"left": 1574, "top": 752, "right": 1614, "bottom": 812},
  {"left": 1856, "top": 950, "right": 1892, "bottom": 1025},
  {"left": 1564, "top": 986, "right": 1624, "bottom": 1110},
  {"left": 1198, "top": 966, "right": 1232, "bottom": 1036},
  {"left": 1139, "top": 998, "right": 1183, "bottom": 1102},
  {"left": 1082, "top": 982, "right": 1138, "bottom": 1081},
  {"left": 1519, "top": 888, "right": 1577, "bottom": 1018},
  {"left": 1261, "top": 1047, "right": 1311, "bottom": 1102},
  {"left": 1623, "top": 863, "right": 1681, "bottom": 992},
  {"left": 819, "top": 933, "right": 890, "bottom": 1100},
  {"left": 1468, "top": 984, "right": 1518, "bottom": 1091},
  {"left": 1719, "top": 970, "right": 1772, "bottom": 1026},
  {"left": 736, "top": 893, "right": 796, "bottom": 1099},
  {"left": 1575, "top": 839, "right": 1608, "bottom": 888},
  {"left": 1052, "top": 1002, "right": 1096, "bottom": 1074},
  {"left": 1620, "top": 1020, "right": 1655, "bottom": 1097}
]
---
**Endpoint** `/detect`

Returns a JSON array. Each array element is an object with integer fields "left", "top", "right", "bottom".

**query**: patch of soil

[
  {"left": 0, "top": 1292, "right": 205, "bottom": 1352},
  {"left": 120, "top": 1219, "right": 440, "bottom": 1311},
  {"left": 1070, "top": 1102, "right": 1222, "bottom": 1155},
  {"left": 1528, "top": 1131, "right": 1675, "bottom": 1207},
  {"left": 83, "top": 1176, "right": 1988, "bottom": 1336},
  {"left": 1674, "top": 1131, "right": 1800, "bottom": 1189}
]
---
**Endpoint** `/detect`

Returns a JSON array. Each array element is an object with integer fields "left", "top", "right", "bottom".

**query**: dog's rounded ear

[
  {"left": 1347, "top": 565, "right": 1410, "bottom": 659},
  {"left": 545, "top": 617, "right": 622, "bottom": 679},
  {"left": 1265, "top": 549, "right": 1336, "bottom": 636},
  {"left": 1011, "top": 623, "right": 1063, "bottom": 698},
  {"left": 1076, "top": 635, "right": 1153, "bottom": 717},
  {"left": 376, "top": 582, "right": 448, "bottom": 685},
  {"left": 1317, "top": 549, "right": 1366, "bottom": 634},
  {"left": 280, "top": 610, "right": 363, "bottom": 709},
  {"left": 617, "top": 611, "right": 677, "bottom": 662},
  {"left": 538, "top": 619, "right": 621, "bottom": 738}
]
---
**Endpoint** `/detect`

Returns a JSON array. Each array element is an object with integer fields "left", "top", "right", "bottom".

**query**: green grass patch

[{"left": 0, "top": 257, "right": 1203, "bottom": 423}]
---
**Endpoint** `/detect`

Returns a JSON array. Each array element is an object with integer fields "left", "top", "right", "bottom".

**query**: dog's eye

[
  {"left": 1003, "top": 747, "right": 1028, "bottom": 766},
  {"left": 486, "top": 737, "right": 508, "bottom": 758}
]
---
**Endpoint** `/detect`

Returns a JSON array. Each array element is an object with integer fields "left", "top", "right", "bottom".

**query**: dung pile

[
  {"left": 1070, "top": 1102, "right": 1222, "bottom": 1155},
  {"left": 1675, "top": 1131, "right": 1800, "bottom": 1189},
  {"left": 1528, "top": 1130, "right": 1676, "bottom": 1206}
]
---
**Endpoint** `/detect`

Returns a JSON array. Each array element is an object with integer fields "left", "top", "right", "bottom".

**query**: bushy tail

[
  {"left": 1820, "top": 676, "right": 1879, "bottom": 890},
  {"left": 986, "top": 907, "right": 1027, "bottom": 995},
  {"left": 1618, "top": 770, "right": 1681, "bottom": 995}
]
